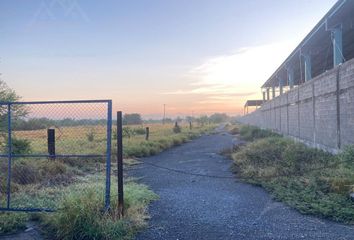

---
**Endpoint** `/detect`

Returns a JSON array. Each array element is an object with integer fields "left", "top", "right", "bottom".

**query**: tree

[
  {"left": 123, "top": 113, "right": 143, "bottom": 125},
  {"left": 209, "top": 113, "right": 229, "bottom": 123},
  {"left": 0, "top": 80, "right": 30, "bottom": 154},
  {"left": 0, "top": 80, "right": 19, "bottom": 102},
  {"left": 0, "top": 80, "right": 27, "bottom": 120},
  {"left": 163, "top": 118, "right": 173, "bottom": 124},
  {"left": 0, "top": 80, "right": 25, "bottom": 129},
  {"left": 175, "top": 116, "right": 183, "bottom": 123},
  {"left": 173, "top": 121, "right": 181, "bottom": 133},
  {"left": 196, "top": 115, "right": 209, "bottom": 126},
  {"left": 185, "top": 116, "right": 195, "bottom": 123}
]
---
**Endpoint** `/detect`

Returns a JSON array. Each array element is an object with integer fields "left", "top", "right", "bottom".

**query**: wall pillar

[
  {"left": 303, "top": 54, "right": 312, "bottom": 81},
  {"left": 287, "top": 67, "right": 294, "bottom": 89},
  {"left": 332, "top": 26, "right": 343, "bottom": 66},
  {"left": 263, "top": 91, "right": 266, "bottom": 102},
  {"left": 266, "top": 88, "right": 270, "bottom": 100},
  {"left": 278, "top": 77, "right": 284, "bottom": 95},
  {"left": 272, "top": 86, "right": 276, "bottom": 99}
]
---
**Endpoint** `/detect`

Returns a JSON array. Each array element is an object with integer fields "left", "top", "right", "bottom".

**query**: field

[
  {"left": 0, "top": 122, "right": 215, "bottom": 238},
  {"left": 8, "top": 123, "right": 215, "bottom": 157}
]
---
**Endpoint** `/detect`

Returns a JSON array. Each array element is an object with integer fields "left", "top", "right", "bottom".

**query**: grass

[
  {"left": 0, "top": 212, "right": 27, "bottom": 234},
  {"left": 10, "top": 123, "right": 215, "bottom": 157},
  {"left": 0, "top": 174, "right": 158, "bottom": 239},
  {"left": 0, "top": 122, "right": 214, "bottom": 237},
  {"left": 121, "top": 123, "right": 215, "bottom": 158},
  {"left": 238, "top": 124, "right": 280, "bottom": 141},
  {"left": 229, "top": 124, "right": 354, "bottom": 223},
  {"left": 12, "top": 125, "right": 108, "bottom": 155},
  {"left": 43, "top": 180, "right": 158, "bottom": 240}
]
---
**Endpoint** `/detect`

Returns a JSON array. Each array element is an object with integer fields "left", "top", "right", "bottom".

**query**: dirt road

[{"left": 129, "top": 130, "right": 354, "bottom": 240}]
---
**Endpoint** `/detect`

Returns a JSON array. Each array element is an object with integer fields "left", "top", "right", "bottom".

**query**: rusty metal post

[
  {"left": 117, "top": 111, "right": 124, "bottom": 217},
  {"left": 47, "top": 128, "right": 55, "bottom": 160},
  {"left": 145, "top": 127, "right": 149, "bottom": 140}
]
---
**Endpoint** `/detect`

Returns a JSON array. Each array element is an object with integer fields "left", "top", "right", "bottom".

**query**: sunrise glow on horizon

[{"left": 0, "top": 0, "right": 337, "bottom": 119}]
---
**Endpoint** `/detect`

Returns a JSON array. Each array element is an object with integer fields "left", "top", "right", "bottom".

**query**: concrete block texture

[{"left": 239, "top": 58, "right": 354, "bottom": 151}]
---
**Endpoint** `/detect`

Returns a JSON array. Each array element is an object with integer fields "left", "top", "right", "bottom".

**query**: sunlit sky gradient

[{"left": 0, "top": 0, "right": 337, "bottom": 118}]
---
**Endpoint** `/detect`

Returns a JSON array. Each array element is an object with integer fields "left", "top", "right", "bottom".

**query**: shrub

[
  {"left": 173, "top": 122, "right": 181, "bottom": 133},
  {"left": 172, "top": 137, "right": 182, "bottom": 146},
  {"left": 133, "top": 127, "right": 146, "bottom": 135},
  {"left": 122, "top": 127, "right": 133, "bottom": 138},
  {"left": 44, "top": 182, "right": 157, "bottom": 240},
  {"left": 339, "top": 146, "right": 354, "bottom": 168},
  {"left": 86, "top": 130, "right": 95, "bottom": 142},
  {"left": 0, "top": 212, "right": 27, "bottom": 234},
  {"left": 11, "top": 159, "right": 72, "bottom": 187},
  {"left": 231, "top": 136, "right": 354, "bottom": 223},
  {"left": 232, "top": 137, "right": 289, "bottom": 177},
  {"left": 123, "top": 113, "right": 142, "bottom": 125},
  {"left": 229, "top": 126, "right": 240, "bottom": 135},
  {"left": 239, "top": 125, "right": 279, "bottom": 141},
  {"left": 11, "top": 138, "right": 32, "bottom": 154},
  {"left": 282, "top": 143, "right": 333, "bottom": 174},
  {"left": 38, "top": 160, "right": 72, "bottom": 186},
  {"left": 232, "top": 137, "right": 334, "bottom": 178},
  {"left": 112, "top": 129, "right": 117, "bottom": 140},
  {"left": 12, "top": 161, "right": 39, "bottom": 184}
]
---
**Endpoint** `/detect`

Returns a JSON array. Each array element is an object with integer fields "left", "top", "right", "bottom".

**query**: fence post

[
  {"left": 286, "top": 93, "right": 289, "bottom": 135},
  {"left": 274, "top": 100, "right": 277, "bottom": 131},
  {"left": 145, "top": 127, "right": 149, "bottom": 141},
  {"left": 189, "top": 121, "right": 192, "bottom": 130},
  {"left": 297, "top": 87, "right": 300, "bottom": 137},
  {"left": 117, "top": 111, "right": 124, "bottom": 218},
  {"left": 47, "top": 129, "right": 56, "bottom": 160},
  {"left": 6, "top": 104, "right": 12, "bottom": 209},
  {"left": 105, "top": 100, "right": 112, "bottom": 211},
  {"left": 312, "top": 82, "right": 316, "bottom": 146},
  {"left": 336, "top": 66, "right": 341, "bottom": 149}
]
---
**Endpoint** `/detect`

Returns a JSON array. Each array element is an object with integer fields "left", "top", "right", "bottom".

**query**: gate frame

[{"left": 0, "top": 100, "right": 112, "bottom": 212}]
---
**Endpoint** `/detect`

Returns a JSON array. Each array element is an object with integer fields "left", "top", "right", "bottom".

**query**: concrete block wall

[
  {"left": 314, "top": 70, "right": 338, "bottom": 148},
  {"left": 239, "top": 58, "right": 354, "bottom": 152},
  {"left": 339, "top": 61, "right": 354, "bottom": 147},
  {"left": 288, "top": 90, "right": 299, "bottom": 138},
  {"left": 275, "top": 97, "right": 281, "bottom": 132},
  {"left": 298, "top": 81, "right": 314, "bottom": 143},
  {"left": 280, "top": 93, "right": 288, "bottom": 134}
]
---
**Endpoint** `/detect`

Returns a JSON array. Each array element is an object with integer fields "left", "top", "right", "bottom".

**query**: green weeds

[
  {"left": 122, "top": 124, "right": 215, "bottom": 158},
  {"left": 238, "top": 125, "right": 280, "bottom": 141},
  {"left": 231, "top": 124, "right": 354, "bottom": 223},
  {"left": 0, "top": 175, "right": 158, "bottom": 239},
  {"left": 43, "top": 181, "right": 157, "bottom": 240},
  {"left": 0, "top": 123, "right": 213, "bottom": 236}
]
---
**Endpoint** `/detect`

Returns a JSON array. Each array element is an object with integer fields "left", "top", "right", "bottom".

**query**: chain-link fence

[{"left": 0, "top": 100, "right": 112, "bottom": 212}]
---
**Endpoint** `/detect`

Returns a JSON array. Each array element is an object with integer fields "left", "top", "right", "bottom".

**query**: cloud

[{"left": 164, "top": 42, "right": 296, "bottom": 100}]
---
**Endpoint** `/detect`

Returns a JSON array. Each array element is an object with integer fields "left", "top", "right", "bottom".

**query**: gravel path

[{"left": 129, "top": 130, "right": 354, "bottom": 240}]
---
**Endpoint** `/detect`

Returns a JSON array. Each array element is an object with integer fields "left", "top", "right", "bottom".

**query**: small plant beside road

[{"left": 229, "top": 124, "right": 354, "bottom": 224}]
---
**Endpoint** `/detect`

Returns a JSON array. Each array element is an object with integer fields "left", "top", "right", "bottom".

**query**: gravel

[{"left": 129, "top": 130, "right": 354, "bottom": 240}]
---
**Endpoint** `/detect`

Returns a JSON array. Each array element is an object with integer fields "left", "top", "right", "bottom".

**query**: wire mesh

[
  {"left": 0, "top": 100, "right": 112, "bottom": 212},
  {"left": 0, "top": 104, "right": 9, "bottom": 155}
]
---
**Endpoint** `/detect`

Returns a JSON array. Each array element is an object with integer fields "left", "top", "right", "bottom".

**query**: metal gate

[{"left": 0, "top": 100, "right": 112, "bottom": 212}]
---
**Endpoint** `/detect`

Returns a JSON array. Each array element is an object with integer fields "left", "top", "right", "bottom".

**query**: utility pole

[{"left": 163, "top": 104, "right": 166, "bottom": 125}]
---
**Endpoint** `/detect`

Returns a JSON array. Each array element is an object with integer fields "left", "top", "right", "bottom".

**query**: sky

[{"left": 0, "top": 0, "right": 337, "bottom": 118}]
